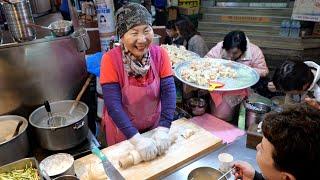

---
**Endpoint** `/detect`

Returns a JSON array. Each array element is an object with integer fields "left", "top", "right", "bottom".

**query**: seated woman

[
  {"left": 271, "top": 60, "right": 320, "bottom": 104},
  {"left": 205, "top": 31, "right": 269, "bottom": 122},
  {"left": 164, "top": 20, "right": 185, "bottom": 46},
  {"left": 175, "top": 17, "right": 209, "bottom": 57},
  {"left": 233, "top": 103, "right": 320, "bottom": 180}
]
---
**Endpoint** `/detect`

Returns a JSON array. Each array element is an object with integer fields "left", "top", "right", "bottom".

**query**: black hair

[
  {"left": 272, "top": 61, "right": 314, "bottom": 91},
  {"left": 165, "top": 20, "right": 176, "bottom": 30},
  {"left": 175, "top": 17, "right": 198, "bottom": 41},
  {"left": 222, "top": 30, "right": 247, "bottom": 52},
  {"left": 263, "top": 103, "right": 320, "bottom": 180}
]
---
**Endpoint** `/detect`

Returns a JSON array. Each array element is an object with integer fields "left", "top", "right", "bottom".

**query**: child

[{"left": 271, "top": 60, "right": 320, "bottom": 104}]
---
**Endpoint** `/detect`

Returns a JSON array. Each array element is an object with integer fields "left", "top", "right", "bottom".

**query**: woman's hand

[
  {"left": 233, "top": 161, "right": 255, "bottom": 180},
  {"left": 129, "top": 133, "right": 158, "bottom": 161},
  {"left": 305, "top": 97, "right": 320, "bottom": 110},
  {"left": 152, "top": 127, "right": 171, "bottom": 155}
]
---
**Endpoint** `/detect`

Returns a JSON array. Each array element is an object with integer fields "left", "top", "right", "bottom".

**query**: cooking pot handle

[{"left": 73, "top": 120, "right": 85, "bottom": 130}]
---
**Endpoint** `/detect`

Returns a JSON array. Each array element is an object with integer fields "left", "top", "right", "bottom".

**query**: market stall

[{"left": 1, "top": 0, "right": 308, "bottom": 180}]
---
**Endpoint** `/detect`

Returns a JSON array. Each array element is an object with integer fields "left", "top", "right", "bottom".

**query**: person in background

[
  {"left": 205, "top": 31, "right": 269, "bottom": 122},
  {"left": 164, "top": 20, "right": 184, "bottom": 46},
  {"left": 175, "top": 17, "right": 208, "bottom": 57},
  {"left": 233, "top": 103, "right": 320, "bottom": 180},
  {"left": 206, "top": 30, "right": 268, "bottom": 77},
  {"left": 270, "top": 60, "right": 320, "bottom": 104},
  {"left": 142, "top": 0, "right": 152, "bottom": 13},
  {"left": 154, "top": 0, "right": 167, "bottom": 26},
  {"left": 100, "top": 3, "right": 176, "bottom": 161},
  {"left": 59, "top": 0, "right": 71, "bottom": 20}
]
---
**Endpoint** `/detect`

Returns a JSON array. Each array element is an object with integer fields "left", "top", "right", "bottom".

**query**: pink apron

[{"left": 102, "top": 46, "right": 161, "bottom": 145}]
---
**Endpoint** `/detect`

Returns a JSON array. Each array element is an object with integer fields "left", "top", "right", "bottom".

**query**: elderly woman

[{"left": 100, "top": 3, "right": 176, "bottom": 161}]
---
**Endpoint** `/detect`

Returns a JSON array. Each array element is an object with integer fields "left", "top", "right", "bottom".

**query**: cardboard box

[{"left": 178, "top": 6, "right": 199, "bottom": 15}]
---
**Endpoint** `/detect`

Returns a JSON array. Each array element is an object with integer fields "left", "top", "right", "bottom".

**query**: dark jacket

[{"left": 254, "top": 171, "right": 265, "bottom": 180}]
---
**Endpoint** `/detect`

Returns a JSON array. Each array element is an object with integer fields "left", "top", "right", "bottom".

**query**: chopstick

[{"left": 217, "top": 167, "right": 234, "bottom": 180}]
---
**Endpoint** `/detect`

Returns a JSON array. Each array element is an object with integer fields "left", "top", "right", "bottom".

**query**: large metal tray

[
  {"left": 0, "top": 157, "right": 43, "bottom": 180},
  {"left": 174, "top": 58, "right": 260, "bottom": 91},
  {"left": 161, "top": 45, "right": 200, "bottom": 68}
]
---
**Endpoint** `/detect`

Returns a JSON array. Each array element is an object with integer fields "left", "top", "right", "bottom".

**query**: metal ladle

[
  {"left": 44, "top": 101, "right": 53, "bottom": 126},
  {"left": 12, "top": 120, "right": 23, "bottom": 138},
  {"left": 44, "top": 101, "right": 66, "bottom": 127}
]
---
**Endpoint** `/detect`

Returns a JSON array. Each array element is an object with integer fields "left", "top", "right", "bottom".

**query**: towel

[{"left": 190, "top": 113, "right": 245, "bottom": 144}]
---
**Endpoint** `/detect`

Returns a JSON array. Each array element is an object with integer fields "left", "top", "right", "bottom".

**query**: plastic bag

[{"left": 86, "top": 52, "right": 103, "bottom": 77}]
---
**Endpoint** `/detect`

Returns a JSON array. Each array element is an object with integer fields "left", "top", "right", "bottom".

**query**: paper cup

[{"left": 218, "top": 153, "right": 234, "bottom": 173}]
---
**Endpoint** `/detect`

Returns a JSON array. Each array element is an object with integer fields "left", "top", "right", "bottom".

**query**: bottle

[
  {"left": 289, "top": 20, "right": 301, "bottom": 38},
  {"left": 280, "top": 20, "right": 290, "bottom": 37}
]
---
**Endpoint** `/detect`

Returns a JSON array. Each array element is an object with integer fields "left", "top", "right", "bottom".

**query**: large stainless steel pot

[
  {"left": 0, "top": 115, "right": 29, "bottom": 166},
  {"left": 29, "top": 100, "right": 89, "bottom": 150},
  {"left": 1, "top": 0, "right": 36, "bottom": 42},
  {"left": 244, "top": 101, "right": 271, "bottom": 130}
]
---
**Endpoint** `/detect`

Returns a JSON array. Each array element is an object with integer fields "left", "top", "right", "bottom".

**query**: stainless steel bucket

[
  {"left": 29, "top": 100, "right": 89, "bottom": 150},
  {"left": 244, "top": 102, "right": 271, "bottom": 130},
  {"left": 0, "top": 115, "right": 29, "bottom": 166},
  {"left": 2, "top": 0, "right": 36, "bottom": 42}
]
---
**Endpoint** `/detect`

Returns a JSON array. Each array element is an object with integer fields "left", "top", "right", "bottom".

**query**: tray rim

[{"left": 173, "top": 58, "right": 260, "bottom": 91}]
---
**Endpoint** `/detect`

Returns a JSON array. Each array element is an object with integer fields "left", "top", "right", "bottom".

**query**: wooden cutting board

[{"left": 74, "top": 118, "right": 222, "bottom": 180}]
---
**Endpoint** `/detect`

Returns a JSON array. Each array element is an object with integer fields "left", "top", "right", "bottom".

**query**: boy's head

[
  {"left": 272, "top": 61, "right": 314, "bottom": 94},
  {"left": 256, "top": 103, "right": 320, "bottom": 180},
  {"left": 165, "top": 20, "right": 178, "bottom": 38}
]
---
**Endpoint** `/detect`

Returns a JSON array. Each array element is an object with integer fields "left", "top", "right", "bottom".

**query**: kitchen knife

[{"left": 91, "top": 146, "right": 125, "bottom": 180}]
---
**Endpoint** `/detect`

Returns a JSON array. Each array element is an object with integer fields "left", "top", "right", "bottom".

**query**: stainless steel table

[{"left": 163, "top": 135, "right": 260, "bottom": 179}]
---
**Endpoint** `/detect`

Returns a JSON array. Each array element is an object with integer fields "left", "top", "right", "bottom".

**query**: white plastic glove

[
  {"left": 129, "top": 133, "right": 158, "bottom": 161},
  {"left": 152, "top": 127, "right": 171, "bottom": 155}
]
